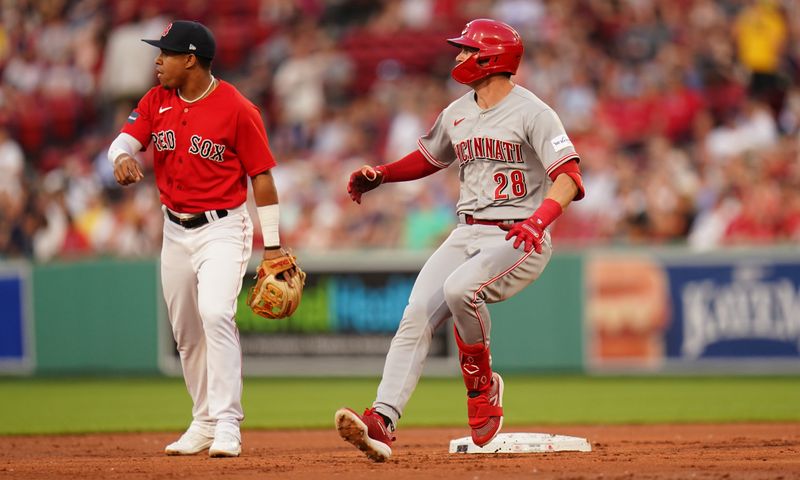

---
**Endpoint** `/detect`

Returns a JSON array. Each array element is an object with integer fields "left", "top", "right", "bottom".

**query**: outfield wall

[{"left": 1, "top": 248, "right": 798, "bottom": 376}]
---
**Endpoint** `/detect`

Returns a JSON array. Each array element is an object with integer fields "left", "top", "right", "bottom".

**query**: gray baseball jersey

[{"left": 418, "top": 84, "right": 579, "bottom": 219}]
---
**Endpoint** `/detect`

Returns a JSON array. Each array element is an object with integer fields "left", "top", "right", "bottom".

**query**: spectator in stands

[
  {"left": 0, "top": 125, "right": 24, "bottom": 199},
  {"left": 99, "top": 7, "right": 167, "bottom": 107},
  {"left": 734, "top": 0, "right": 789, "bottom": 114}
]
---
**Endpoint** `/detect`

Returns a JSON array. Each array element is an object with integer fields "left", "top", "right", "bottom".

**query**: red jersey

[{"left": 122, "top": 80, "right": 276, "bottom": 212}]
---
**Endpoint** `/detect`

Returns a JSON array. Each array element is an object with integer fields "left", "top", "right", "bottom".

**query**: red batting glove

[
  {"left": 347, "top": 165, "right": 385, "bottom": 204},
  {"left": 499, "top": 198, "right": 563, "bottom": 254},
  {"left": 499, "top": 218, "right": 545, "bottom": 253}
]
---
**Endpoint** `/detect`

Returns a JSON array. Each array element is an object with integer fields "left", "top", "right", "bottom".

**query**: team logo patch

[
  {"left": 161, "top": 22, "right": 173, "bottom": 37},
  {"left": 550, "top": 134, "right": 573, "bottom": 153},
  {"left": 127, "top": 111, "right": 140, "bottom": 124}
]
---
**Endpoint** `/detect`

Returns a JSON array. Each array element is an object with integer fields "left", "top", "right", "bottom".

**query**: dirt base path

[{"left": 2, "top": 423, "right": 798, "bottom": 479}]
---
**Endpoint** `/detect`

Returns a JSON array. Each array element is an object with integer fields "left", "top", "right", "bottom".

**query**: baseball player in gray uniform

[{"left": 335, "top": 19, "right": 585, "bottom": 462}]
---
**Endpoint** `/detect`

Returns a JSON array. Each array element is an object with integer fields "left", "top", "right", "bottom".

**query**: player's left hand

[
  {"left": 499, "top": 217, "right": 544, "bottom": 254},
  {"left": 263, "top": 247, "right": 300, "bottom": 282},
  {"left": 248, "top": 249, "right": 306, "bottom": 319}
]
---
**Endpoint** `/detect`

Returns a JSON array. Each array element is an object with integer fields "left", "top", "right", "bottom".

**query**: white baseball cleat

[
  {"left": 209, "top": 429, "right": 242, "bottom": 457},
  {"left": 164, "top": 429, "right": 214, "bottom": 455}
]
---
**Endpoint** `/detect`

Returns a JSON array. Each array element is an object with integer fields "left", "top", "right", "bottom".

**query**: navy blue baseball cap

[{"left": 142, "top": 20, "right": 216, "bottom": 60}]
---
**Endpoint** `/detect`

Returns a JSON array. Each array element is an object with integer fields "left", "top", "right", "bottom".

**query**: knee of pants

[
  {"left": 442, "top": 275, "right": 477, "bottom": 313},
  {"left": 394, "top": 303, "right": 435, "bottom": 340},
  {"left": 171, "top": 324, "right": 205, "bottom": 348},
  {"left": 197, "top": 299, "right": 236, "bottom": 331}
]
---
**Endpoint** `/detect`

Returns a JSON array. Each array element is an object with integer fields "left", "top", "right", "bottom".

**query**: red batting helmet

[{"left": 447, "top": 19, "right": 523, "bottom": 85}]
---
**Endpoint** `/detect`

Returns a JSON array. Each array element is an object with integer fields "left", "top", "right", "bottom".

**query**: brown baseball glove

[{"left": 247, "top": 251, "right": 306, "bottom": 319}]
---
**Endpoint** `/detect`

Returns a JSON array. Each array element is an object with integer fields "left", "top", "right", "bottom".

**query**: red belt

[{"left": 463, "top": 214, "right": 522, "bottom": 226}]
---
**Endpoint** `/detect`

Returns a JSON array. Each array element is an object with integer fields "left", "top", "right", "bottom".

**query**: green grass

[{"left": 0, "top": 376, "right": 798, "bottom": 435}]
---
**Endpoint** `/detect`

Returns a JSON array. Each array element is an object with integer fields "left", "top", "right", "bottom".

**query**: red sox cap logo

[{"left": 161, "top": 22, "right": 173, "bottom": 37}]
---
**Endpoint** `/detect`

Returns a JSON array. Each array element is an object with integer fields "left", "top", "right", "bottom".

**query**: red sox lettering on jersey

[
  {"left": 149, "top": 131, "right": 226, "bottom": 162},
  {"left": 189, "top": 135, "right": 226, "bottom": 162},
  {"left": 152, "top": 130, "right": 176, "bottom": 151}
]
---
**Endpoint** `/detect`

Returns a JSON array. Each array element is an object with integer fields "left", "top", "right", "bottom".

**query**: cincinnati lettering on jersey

[
  {"left": 453, "top": 137, "right": 524, "bottom": 166},
  {"left": 189, "top": 135, "right": 226, "bottom": 162},
  {"left": 152, "top": 130, "right": 176, "bottom": 151}
]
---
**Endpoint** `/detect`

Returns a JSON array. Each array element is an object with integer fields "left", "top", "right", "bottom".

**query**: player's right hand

[
  {"left": 347, "top": 165, "right": 384, "bottom": 204},
  {"left": 113, "top": 154, "right": 144, "bottom": 186},
  {"left": 498, "top": 217, "right": 544, "bottom": 254}
]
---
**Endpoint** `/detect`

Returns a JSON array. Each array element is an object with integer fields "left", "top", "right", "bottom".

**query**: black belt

[
  {"left": 463, "top": 214, "right": 523, "bottom": 226},
  {"left": 166, "top": 209, "right": 228, "bottom": 229}
]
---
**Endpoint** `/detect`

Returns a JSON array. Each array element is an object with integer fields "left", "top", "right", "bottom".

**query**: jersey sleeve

[
  {"left": 120, "top": 89, "right": 155, "bottom": 150},
  {"left": 235, "top": 104, "right": 277, "bottom": 176},
  {"left": 417, "top": 111, "right": 455, "bottom": 168},
  {"left": 527, "top": 109, "right": 580, "bottom": 177}
]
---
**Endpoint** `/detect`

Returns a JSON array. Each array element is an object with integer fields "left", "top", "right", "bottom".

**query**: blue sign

[
  {"left": 0, "top": 275, "right": 25, "bottom": 360},
  {"left": 332, "top": 274, "right": 415, "bottom": 333},
  {"left": 665, "top": 262, "right": 800, "bottom": 359}
]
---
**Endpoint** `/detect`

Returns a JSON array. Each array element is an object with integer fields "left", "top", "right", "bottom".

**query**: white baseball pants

[{"left": 160, "top": 203, "right": 253, "bottom": 431}]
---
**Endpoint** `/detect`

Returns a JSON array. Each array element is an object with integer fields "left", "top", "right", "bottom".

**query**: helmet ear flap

[{"left": 451, "top": 53, "right": 483, "bottom": 84}]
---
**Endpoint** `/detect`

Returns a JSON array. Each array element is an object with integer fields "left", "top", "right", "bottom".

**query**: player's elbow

[{"left": 558, "top": 172, "right": 585, "bottom": 202}]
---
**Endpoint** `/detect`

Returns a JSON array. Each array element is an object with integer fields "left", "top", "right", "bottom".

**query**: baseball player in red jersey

[
  {"left": 335, "top": 19, "right": 586, "bottom": 461},
  {"left": 108, "top": 20, "right": 296, "bottom": 457}
]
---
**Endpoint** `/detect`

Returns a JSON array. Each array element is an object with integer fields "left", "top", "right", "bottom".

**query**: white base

[{"left": 449, "top": 432, "right": 592, "bottom": 454}]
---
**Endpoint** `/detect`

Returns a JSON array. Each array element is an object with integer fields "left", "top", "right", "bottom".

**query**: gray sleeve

[
  {"left": 527, "top": 109, "right": 580, "bottom": 177},
  {"left": 417, "top": 111, "right": 455, "bottom": 168}
]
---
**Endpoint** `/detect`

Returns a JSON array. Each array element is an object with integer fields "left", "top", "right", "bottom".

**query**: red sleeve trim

[
  {"left": 416, "top": 140, "right": 449, "bottom": 168},
  {"left": 545, "top": 153, "right": 580, "bottom": 176}
]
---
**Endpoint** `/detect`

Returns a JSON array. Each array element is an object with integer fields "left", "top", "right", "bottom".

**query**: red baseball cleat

[
  {"left": 467, "top": 372, "right": 504, "bottom": 447},
  {"left": 335, "top": 407, "right": 395, "bottom": 462}
]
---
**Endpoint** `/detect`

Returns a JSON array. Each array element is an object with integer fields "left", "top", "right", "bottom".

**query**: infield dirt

[{"left": 1, "top": 423, "right": 798, "bottom": 479}]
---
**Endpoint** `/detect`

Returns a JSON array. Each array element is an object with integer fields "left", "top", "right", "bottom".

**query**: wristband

[
  {"left": 107, "top": 133, "right": 142, "bottom": 165},
  {"left": 532, "top": 198, "right": 563, "bottom": 229},
  {"left": 375, "top": 165, "right": 388, "bottom": 182},
  {"left": 257, "top": 204, "right": 280, "bottom": 248}
]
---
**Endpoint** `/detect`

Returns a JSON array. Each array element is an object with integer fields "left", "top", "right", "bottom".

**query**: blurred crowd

[{"left": 2, "top": 0, "right": 800, "bottom": 261}]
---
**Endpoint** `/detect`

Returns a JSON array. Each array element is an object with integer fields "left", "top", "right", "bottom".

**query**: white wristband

[
  {"left": 257, "top": 204, "right": 280, "bottom": 248},
  {"left": 107, "top": 133, "right": 142, "bottom": 165}
]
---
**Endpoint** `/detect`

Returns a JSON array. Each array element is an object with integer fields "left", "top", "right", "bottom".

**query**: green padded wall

[
  {"left": 489, "top": 254, "right": 584, "bottom": 372},
  {"left": 33, "top": 260, "right": 161, "bottom": 373}
]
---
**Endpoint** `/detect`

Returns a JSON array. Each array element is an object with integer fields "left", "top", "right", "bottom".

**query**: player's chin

[{"left": 156, "top": 73, "right": 172, "bottom": 89}]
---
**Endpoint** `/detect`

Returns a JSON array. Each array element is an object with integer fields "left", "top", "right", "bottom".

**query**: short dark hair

[{"left": 195, "top": 55, "right": 212, "bottom": 71}]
